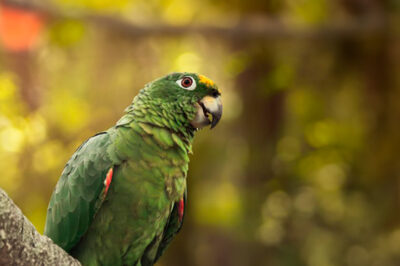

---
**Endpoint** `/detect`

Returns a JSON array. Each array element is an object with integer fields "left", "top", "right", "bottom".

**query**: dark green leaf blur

[{"left": 0, "top": 0, "right": 399, "bottom": 265}]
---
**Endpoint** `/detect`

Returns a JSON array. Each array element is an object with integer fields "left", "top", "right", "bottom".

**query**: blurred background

[{"left": 0, "top": 0, "right": 400, "bottom": 265}]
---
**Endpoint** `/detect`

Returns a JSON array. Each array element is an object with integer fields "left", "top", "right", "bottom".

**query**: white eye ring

[{"left": 176, "top": 76, "right": 197, "bottom": 91}]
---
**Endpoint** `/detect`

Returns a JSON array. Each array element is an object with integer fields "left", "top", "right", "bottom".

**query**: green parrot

[{"left": 44, "top": 72, "right": 222, "bottom": 266}]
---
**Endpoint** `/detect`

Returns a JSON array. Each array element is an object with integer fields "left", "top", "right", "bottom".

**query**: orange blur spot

[{"left": 0, "top": 5, "right": 43, "bottom": 51}]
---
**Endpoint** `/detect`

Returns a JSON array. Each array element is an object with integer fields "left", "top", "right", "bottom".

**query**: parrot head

[{"left": 130, "top": 72, "right": 222, "bottom": 134}]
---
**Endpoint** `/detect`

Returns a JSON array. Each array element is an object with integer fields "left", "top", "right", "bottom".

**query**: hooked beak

[{"left": 191, "top": 95, "right": 222, "bottom": 129}]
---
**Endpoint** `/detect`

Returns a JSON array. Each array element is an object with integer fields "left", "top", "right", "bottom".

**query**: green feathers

[{"left": 44, "top": 132, "right": 114, "bottom": 251}]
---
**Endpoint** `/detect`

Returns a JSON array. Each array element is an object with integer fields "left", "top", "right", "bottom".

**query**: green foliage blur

[{"left": 1, "top": 0, "right": 400, "bottom": 265}]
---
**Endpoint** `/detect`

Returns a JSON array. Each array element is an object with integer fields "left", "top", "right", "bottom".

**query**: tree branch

[{"left": 0, "top": 188, "right": 81, "bottom": 265}]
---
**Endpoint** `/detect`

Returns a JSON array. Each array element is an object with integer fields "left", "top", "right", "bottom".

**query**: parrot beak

[{"left": 191, "top": 96, "right": 222, "bottom": 129}]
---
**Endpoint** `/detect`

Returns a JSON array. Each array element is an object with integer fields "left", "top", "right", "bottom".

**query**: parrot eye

[{"left": 176, "top": 76, "right": 196, "bottom": 91}]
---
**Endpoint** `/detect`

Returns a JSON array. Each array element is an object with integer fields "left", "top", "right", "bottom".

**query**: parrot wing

[
  {"left": 44, "top": 131, "right": 118, "bottom": 251},
  {"left": 154, "top": 189, "right": 187, "bottom": 263}
]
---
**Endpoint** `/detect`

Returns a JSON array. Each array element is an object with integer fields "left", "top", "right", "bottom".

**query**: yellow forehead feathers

[{"left": 198, "top": 75, "right": 215, "bottom": 87}]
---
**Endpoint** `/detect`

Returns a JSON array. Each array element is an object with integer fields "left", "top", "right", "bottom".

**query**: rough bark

[{"left": 0, "top": 188, "right": 81, "bottom": 266}]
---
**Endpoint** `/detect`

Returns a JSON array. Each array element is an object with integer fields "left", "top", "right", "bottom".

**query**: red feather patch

[
  {"left": 104, "top": 168, "right": 113, "bottom": 196},
  {"left": 178, "top": 198, "right": 184, "bottom": 222}
]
